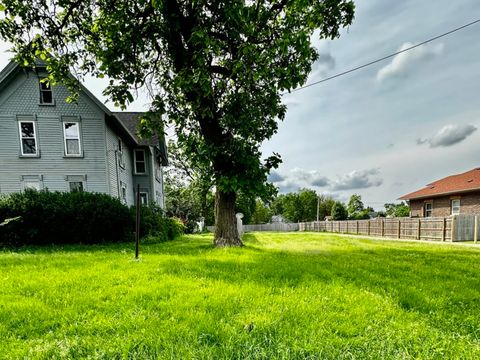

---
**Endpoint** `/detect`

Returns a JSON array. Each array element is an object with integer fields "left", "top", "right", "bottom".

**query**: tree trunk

[{"left": 214, "top": 190, "right": 243, "bottom": 247}]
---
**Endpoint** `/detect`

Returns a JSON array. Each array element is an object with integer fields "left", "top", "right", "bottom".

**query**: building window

[
  {"left": 134, "top": 149, "right": 146, "bottom": 174},
  {"left": 39, "top": 79, "right": 54, "bottom": 104},
  {"left": 120, "top": 182, "right": 127, "bottom": 203},
  {"left": 63, "top": 122, "right": 82, "bottom": 156},
  {"left": 66, "top": 175, "right": 86, "bottom": 192},
  {"left": 155, "top": 191, "right": 162, "bottom": 204},
  {"left": 155, "top": 159, "right": 162, "bottom": 182},
  {"left": 117, "top": 139, "right": 125, "bottom": 168},
  {"left": 22, "top": 175, "right": 42, "bottom": 191},
  {"left": 451, "top": 199, "right": 460, "bottom": 215},
  {"left": 424, "top": 202, "right": 433, "bottom": 217},
  {"left": 69, "top": 181, "right": 84, "bottom": 192},
  {"left": 139, "top": 192, "right": 148, "bottom": 205},
  {"left": 18, "top": 121, "right": 38, "bottom": 156}
]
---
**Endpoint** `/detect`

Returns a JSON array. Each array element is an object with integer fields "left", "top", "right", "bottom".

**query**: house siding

[
  {"left": 152, "top": 154, "right": 165, "bottom": 207},
  {"left": 105, "top": 124, "right": 135, "bottom": 206},
  {"left": 410, "top": 191, "right": 480, "bottom": 217},
  {"left": 0, "top": 66, "right": 166, "bottom": 208},
  {"left": 0, "top": 70, "right": 108, "bottom": 194}
]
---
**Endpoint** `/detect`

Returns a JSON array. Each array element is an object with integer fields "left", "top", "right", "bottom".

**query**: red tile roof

[{"left": 399, "top": 168, "right": 480, "bottom": 200}]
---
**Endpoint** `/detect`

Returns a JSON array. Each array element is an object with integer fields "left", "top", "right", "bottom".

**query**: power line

[{"left": 285, "top": 18, "right": 480, "bottom": 94}]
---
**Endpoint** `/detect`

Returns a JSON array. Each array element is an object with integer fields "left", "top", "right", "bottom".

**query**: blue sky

[{"left": 1, "top": 0, "right": 479, "bottom": 209}]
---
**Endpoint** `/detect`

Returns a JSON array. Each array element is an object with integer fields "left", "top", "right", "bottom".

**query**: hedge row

[{"left": 0, "top": 190, "right": 184, "bottom": 246}]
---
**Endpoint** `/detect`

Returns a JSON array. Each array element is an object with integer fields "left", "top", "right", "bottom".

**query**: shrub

[
  {"left": 134, "top": 204, "right": 185, "bottom": 242},
  {"left": 166, "top": 217, "right": 186, "bottom": 239},
  {"left": 0, "top": 190, "right": 133, "bottom": 246},
  {"left": 0, "top": 190, "right": 183, "bottom": 246}
]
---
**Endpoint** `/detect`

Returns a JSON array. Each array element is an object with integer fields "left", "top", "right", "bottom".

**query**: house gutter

[{"left": 399, "top": 187, "right": 480, "bottom": 201}]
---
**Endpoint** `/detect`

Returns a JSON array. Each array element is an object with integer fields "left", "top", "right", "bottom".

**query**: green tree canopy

[
  {"left": 331, "top": 201, "right": 348, "bottom": 220},
  {"left": 0, "top": 0, "right": 354, "bottom": 246},
  {"left": 347, "top": 194, "right": 364, "bottom": 217},
  {"left": 251, "top": 199, "right": 272, "bottom": 225},
  {"left": 384, "top": 202, "right": 410, "bottom": 218}
]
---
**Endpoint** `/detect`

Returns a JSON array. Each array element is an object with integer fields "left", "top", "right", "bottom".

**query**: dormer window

[{"left": 39, "top": 79, "right": 54, "bottom": 104}]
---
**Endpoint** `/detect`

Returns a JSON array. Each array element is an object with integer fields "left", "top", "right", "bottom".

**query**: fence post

[
  {"left": 356, "top": 220, "right": 359, "bottom": 234},
  {"left": 367, "top": 220, "right": 370, "bottom": 236},
  {"left": 381, "top": 219, "right": 385, "bottom": 237},
  {"left": 474, "top": 215, "right": 478, "bottom": 244},
  {"left": 397, "top": 220, "right": 401, "bottom": 239},
  {"left": 451, "top": 216, "right": 457, "bottom": 242},
  {"left": 441, "top": 217, "right": 446, "bottom": 242},
  {"left": 417, "top": 219, "right": 421, "bottom": 240}
]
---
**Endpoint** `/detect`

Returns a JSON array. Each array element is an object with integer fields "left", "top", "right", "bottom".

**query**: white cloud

[
  {"left": 418, "top": 124, "right": 477, "bottom": 148},
  {"left": 376, "top": 42, "right": 444, "bottom": 82},
  {"left": 331, "top": 169, "right": 383, "bottom": 191}
]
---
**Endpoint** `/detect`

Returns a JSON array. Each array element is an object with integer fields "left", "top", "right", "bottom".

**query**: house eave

[{"left": 398, "top": 187, "right": 480, "bottom": 201}]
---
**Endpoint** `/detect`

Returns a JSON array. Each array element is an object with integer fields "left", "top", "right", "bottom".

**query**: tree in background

[
  {"left": 0, "top": 1, "right": 354, "bottom": 246},
  {"left": 165, "top": 140, "right": 213, "bottom": 226},
  {"left": 347, "top": 194, "right": 371, "bottom": 220},
  {"left": 331, "top": 201, "right": 348, "bottom": 221},
  {"left": 384, "top": 202, "right": 410, "bottom": 218},
  {"left": 234, "top": 191, "right": 257, "bottom": 225},
  {"left": 269, "top": 189, "right": 335, "bottom": 223},
  {"left": 347, "top": 194, "right": 364, "bottom": 217},
  {"left": 317, "top": 195, "right": 336, "bottom": 221},
  {"left": 251, "top": 200, "right": 272, "bottom": 225}
]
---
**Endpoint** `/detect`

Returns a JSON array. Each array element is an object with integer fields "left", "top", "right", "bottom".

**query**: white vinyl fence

[{"left": 207, "top": 222, "right": 299, "bottom": 233}]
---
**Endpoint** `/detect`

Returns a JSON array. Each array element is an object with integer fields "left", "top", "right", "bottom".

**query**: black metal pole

[{"left": 135, "top": 183, "right": 140, "bottom": 259}]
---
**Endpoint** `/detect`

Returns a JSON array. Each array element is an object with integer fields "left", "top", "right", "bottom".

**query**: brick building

[{"left": 399, "top": 168, "right": 480, "bottom": 217}]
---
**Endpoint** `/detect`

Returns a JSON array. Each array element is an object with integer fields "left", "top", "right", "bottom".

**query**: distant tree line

[{"left": 164, "top": 142, "right": 410, "bottom": 230}]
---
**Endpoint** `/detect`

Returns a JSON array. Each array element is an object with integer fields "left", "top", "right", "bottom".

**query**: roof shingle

[{"left": 399, "top": 168, "right": 480, "bottom": 200}]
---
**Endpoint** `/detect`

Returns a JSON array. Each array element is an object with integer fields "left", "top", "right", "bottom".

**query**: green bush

[
  {"left": 134, "top": 203, "right": 185, "bottom": 241},
  {"left": 166, "top": 217, "right": 186, "bottom": 239},
  {"left": 0, "top": 190, "right": 133, "bottom": 246},
  {"left": 0, "top": 190, "right": 183, "bottom": 246}
]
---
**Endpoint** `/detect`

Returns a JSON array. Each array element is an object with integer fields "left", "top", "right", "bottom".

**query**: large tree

[{"left": 0, "top": 0, "right": 355, "bottom": 246}]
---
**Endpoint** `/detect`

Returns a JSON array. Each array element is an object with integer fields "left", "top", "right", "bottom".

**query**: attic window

[
  {"left": 467, "top": 179, "right": 473, "bottom": 183},
  {"left": 39, "top": 79, "right": 54, "bottom": 104}
]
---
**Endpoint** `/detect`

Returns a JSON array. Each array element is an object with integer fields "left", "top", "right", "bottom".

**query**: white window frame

[
  {"left": 451, "top": 199, "right": 460, "bottom": 215},
  {"left": 134, "top": 149, "right": 147, "bottom": 174},
  {"left": 139, "top": 192, "right": 148, "bottom": 205},
  {"left": 120, "top": 182, "right": 127, "bottom": 203},
  {"left": 63, "top": 121, "right": 82, "bottom": 156},
  {"left": 65, "top": 175, "right": 87, "bottom": 192},
  {"left": 18, "top": 120, "right": 38, "bottom": 156},
  {"left": 424, "top": 202, "right": 433, "bottom": 217},
  {"left": 22, "top": 175, "right": 43, "bottom": 191},
  {"left": 39, "top": 78, "right": 54, "bottom": 105},
  {"left": 117, "top": 138, "right": 125, "bottom": 169}
]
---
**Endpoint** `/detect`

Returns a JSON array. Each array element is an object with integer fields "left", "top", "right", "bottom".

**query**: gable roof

[
  {"left": 0, "top": 60, "right": 168, "bottom": 164},
  {"left": 114, "top": 112, "right": 168, "bottom": 165},
  {"left": 399, "top": 168, "right": 480, "bottom": 200},
  {"left": 113, "top": 112, "right": 158, "bottom": 146}
]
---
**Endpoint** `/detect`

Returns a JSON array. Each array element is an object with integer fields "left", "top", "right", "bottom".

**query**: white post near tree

[{"left": 236, "top": 213, "right": 244, "bottom": 239}]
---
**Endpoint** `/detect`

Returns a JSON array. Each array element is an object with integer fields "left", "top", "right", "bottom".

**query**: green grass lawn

[{"left": 1, "top": 233, "right": 479, "bottom": 359}]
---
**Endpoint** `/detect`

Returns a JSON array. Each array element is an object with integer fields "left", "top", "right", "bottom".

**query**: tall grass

[{"left": 1, "top": 232, "right": 479, "bottom": 359}]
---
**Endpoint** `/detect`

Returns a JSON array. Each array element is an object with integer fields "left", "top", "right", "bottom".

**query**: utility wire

[{"left": 286, "top": 18, "right": 480, "bottom": 94}]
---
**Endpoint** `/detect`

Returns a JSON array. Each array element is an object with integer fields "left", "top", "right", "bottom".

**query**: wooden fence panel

[
  {"left": 454, "top": 215, "right": 475, "bottom": 241},
  {"left": 297, "top": 216, "right": 464, "bottom": 242},
  {"left": 209, "top": 215, "right": 467, "bottom": 241}
]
